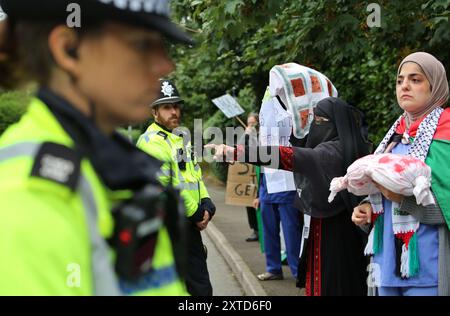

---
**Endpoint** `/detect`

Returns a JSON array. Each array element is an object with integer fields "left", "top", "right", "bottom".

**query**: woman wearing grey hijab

[{"left": 352, "top": 52, "right": 450, "bottom": 296}]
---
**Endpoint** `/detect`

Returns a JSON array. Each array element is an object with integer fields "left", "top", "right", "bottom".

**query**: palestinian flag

[
  {"left": 390, "top": 107, "right": 450, "bottom": 277},
  {"left": 396, "top": 107, "right": 450, "bottom": 230}
]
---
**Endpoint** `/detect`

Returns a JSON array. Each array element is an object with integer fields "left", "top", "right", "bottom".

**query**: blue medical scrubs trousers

[{"left": 261, "top": 201, "right": 301, "bottom": 277}]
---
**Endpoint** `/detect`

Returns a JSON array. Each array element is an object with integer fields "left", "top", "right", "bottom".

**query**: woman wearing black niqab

[
  {"left": 291, "top": 97, "right": 371, "bottom": 296},
  {"left": 207, "top": 97, "right": 371, "bottom": 296}
]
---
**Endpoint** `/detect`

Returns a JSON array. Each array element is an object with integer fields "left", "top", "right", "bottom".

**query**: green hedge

[
  {"left": 0, "top": 91, "right": 30, "bottom": 135},
  {"left": 209, "top": 161, "right": 228, "bottom": 183},
  {"left": 0, "top": 90, "right": 146, "bottom": 145},
  {"left": 117, "top": 127, "right": 144, "bottom": 144}
]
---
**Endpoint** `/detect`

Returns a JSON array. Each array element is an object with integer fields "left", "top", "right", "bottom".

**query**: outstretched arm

[{"left": 204, "top": 144, "right": 294, "bottom": 171}]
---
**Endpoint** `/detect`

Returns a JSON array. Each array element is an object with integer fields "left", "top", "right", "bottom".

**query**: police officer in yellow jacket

[
  {"left": 0, "top": 0, "right": 192, "bottom": 295},
  {"left": 137, "top": 79, "right": 215, "bottom": 296}
]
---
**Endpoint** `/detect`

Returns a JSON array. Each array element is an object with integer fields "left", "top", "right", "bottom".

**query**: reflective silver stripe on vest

[
  {"left": 146, "top": 131, "right": 199, "bottom": 192},
  {"left": 141, "top": 131, "right": 158, "bottom": 144},
  {"left": 179, "top": 181, "right": 199, "bottom": 191},
  {"left": 164, "top": 137, "right": 173, "bottom": 148},
  {"left": 78, "top": 176, "right": 121, "bottom": 296},
  {"left": 0, "top": 142, "right": 40, "bottom": 161},
  {"left": 156, "top": 168, "right": 172, "bottom": 179},
  {"left": 178, "top": 169, "right": 186, "bottom": 182},
  {"left": 0, "top": 142, "right": 120, "bottom": 295},
  {"left": 146, "top": 128, "right": 172, "bottom": 148},
  {"left": 119, "top": 264, "right": 178, "bottom": 294},
  {"left": 158, "top": 168, "right": 196, "bottom": 192}
]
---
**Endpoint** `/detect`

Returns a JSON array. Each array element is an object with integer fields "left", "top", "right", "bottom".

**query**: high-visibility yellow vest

[
  {"left": 137, "top": 123, "right": 209, "bottom": 218},
  {"left": 0, "top": 98, "right": 187, "bottom": 295}
]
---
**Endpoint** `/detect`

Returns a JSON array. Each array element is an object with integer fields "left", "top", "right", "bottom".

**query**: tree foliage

[
  {"left": 170, "top": 0, "right": 450, "bottom": 144},
  {"left": 0, "top": 91, "right": 30, "bottom": 135}
]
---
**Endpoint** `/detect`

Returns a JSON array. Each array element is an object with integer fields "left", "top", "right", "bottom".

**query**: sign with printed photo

[{"left": 212, "top": 94, "right": 245, "bottom": 118}]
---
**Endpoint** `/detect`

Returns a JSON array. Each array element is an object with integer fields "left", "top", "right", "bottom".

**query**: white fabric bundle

[
  {"left": 328, "top": 153, "right": 435, "bottom": 206},
  {"left": 269, "top": 63, "right": 338, "bottom": 139}
]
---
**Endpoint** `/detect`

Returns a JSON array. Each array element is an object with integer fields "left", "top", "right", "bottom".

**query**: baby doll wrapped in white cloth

[{"left": 328, "top": 153, "right": 435, "bottom": 206}]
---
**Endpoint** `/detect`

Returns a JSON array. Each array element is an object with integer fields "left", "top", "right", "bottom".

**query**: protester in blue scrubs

[{"left": 257, "top": 175, "right": 301, "bottom": 281}]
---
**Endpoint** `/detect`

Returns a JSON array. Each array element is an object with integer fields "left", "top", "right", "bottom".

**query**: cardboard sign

[
  {"left": 225, "top": 162, "right": 257, "bottom": 207},
  {"left": 212, "top": 94, "right": 245, "bottom": 118}
]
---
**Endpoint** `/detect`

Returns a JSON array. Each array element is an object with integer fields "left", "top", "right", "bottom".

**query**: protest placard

[
  {"left": 212, "top": 94, "right": 245, "bottom": 118},
  {"left": 225, "top": 162, "right": 258, "bottom": 207},
  {"left": 259, "top": 92, "right": 296, "bottom": 194}
]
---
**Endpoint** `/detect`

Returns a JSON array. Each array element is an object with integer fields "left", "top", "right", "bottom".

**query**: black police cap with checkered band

[
  {"left": 0, "top": 0, "right": 194, "bottom": 45},
  {"left": 151, "top": 79, "right": 183, "bottom": 107}
]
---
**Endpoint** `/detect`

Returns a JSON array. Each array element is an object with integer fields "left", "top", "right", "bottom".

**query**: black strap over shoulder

[{"left": 30, "top": 142, "right": 82, "bottom": 191}]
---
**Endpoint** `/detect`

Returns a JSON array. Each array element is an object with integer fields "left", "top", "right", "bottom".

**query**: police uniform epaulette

[
  {"left": 157, "top": 131, "right": 168, "bottom": 140},
  {"left": 30, "top": 142, "right": 82, "bottom": 191}
]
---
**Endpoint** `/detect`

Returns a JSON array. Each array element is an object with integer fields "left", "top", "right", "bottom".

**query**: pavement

[
  {"left": 203, "top": 179, "right": 304, "bottom": 296},
  {"left": 202, "top": 232, "right": 244, "bottom": 296}
]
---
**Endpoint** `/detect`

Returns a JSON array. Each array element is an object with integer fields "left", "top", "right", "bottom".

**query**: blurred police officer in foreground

[
  {"left": 0, "top": 0, "right": 193, "bottom": 295},
  {"left": 137, "top": 79, "right": 216, "bottom": 296}
]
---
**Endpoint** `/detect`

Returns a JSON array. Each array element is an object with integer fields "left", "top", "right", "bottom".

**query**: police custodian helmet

[
  {"left": 151, "top": 79, "right": 183, "bottom": 107},
  {"left": 0, "top": 0, "right": 194, "bottom": 45}
]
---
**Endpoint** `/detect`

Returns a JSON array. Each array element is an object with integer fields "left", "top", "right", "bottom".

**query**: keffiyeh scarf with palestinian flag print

[{"left": 365, "top": 107, "right": 450, "bottom": 279}]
